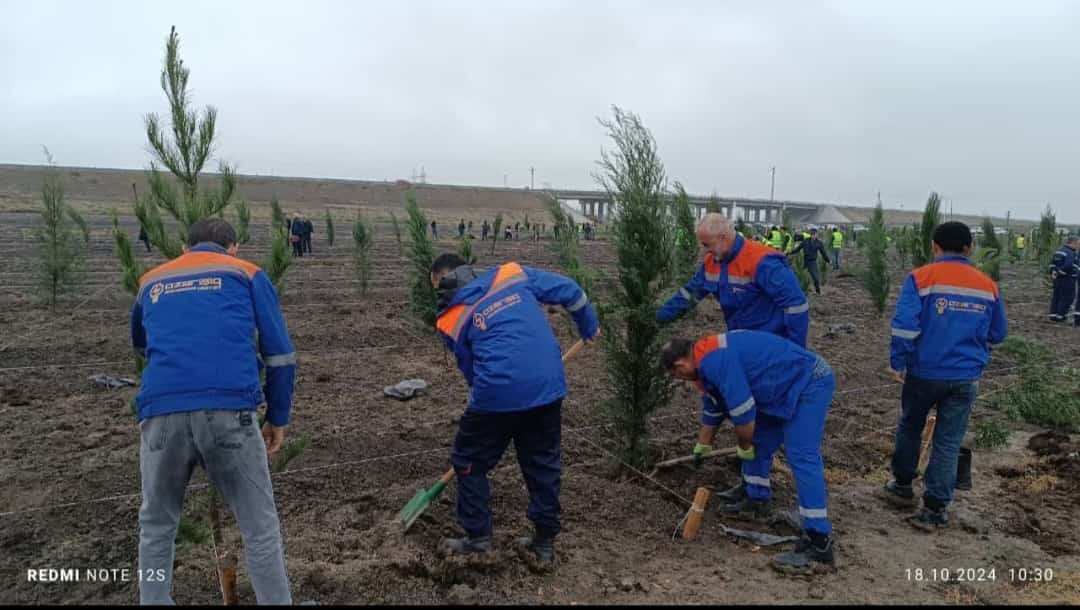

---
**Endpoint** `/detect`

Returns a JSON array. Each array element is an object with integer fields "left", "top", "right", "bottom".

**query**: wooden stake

[
  {"left": 918, "top": 414, "right": 937, "bottom": 475},
  {"left": 209, "top": 488, "right": 239, "bottom": 605},
  {"left": 681, "top": 487, "right": 710, "bottom": 541}
]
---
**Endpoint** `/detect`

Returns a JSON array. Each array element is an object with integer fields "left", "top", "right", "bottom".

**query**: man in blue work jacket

[
  {"left": 432, "top": 253, "right": 599, "bottom": 567},
  {"left": 1049, "top": 235, "right": 1078, "bottom": 322},
  {"left": 131, "top": 219, "right": 296, "bottom": 605},
  {"left": 661, "top": 330, "right": 837, "bottom": 574},
  {"left": 658, "top": 213, "right": 809, "bottom": 347},
  {"left": 884, "top": 222, "right": 1007, "bottom": 530},
  {"left": 659, "top": 213, "right": 810, "bottom": 509}
]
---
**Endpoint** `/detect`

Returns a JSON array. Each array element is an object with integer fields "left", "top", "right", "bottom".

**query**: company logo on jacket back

[
  {"left": 472, "top": 293, "right": 522, "bottom": 330},
  {"left": 936, "top": 297, "right": 986, "bottom": 316},
  {"left": 149, "top": 277, "right": 223, "bottom": 304}
]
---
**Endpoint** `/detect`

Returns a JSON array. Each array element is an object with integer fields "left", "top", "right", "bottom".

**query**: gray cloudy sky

[{"left": 3, "top": 0, "right": 1079, "bottom": 221}]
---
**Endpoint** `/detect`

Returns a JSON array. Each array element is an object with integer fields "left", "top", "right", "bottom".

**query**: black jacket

[{"left": 790, "top": 237, "right": 830, "bottom": 265}]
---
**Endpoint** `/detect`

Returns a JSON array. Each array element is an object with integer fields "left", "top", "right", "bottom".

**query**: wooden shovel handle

[
  {"left": 439, "top": 467, "right": 456, "bottom": 485},
  {"left": 562, "top": 339, "right": 586, "bottom": 362},
  {"left": 653, "top": 446, "right": 738, "bottom": 469}
]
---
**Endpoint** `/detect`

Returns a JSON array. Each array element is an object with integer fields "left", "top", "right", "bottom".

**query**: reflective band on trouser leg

[{"left": 783, "top": 373, "right": 834, "bottom": 535}]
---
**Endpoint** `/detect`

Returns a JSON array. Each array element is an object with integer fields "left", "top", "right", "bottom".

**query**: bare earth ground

[{"left": 0, "top": 206, "right": 1078, "bottom": 605}]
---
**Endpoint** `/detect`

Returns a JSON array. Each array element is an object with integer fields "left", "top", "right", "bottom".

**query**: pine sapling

[
  {"left": 35, "top": 150, "right": 85, "bottom": 306},
  {"left": 234, "top": 198, "right": 251, "bottom": 244},
  {"left": 404, "top": 191, "right": 437, "bottom": 326},
  {"left": 861, "top": 203, "right": 890, "bottom": 314},
  {"left": 325, "top": 209, "right": 335, "bottom": 249},
  {"left": 352, "top": 212, "right": 374, "bottom": 294}
]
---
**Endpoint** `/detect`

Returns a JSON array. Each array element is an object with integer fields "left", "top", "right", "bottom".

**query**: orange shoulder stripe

[
  {"left": 139, "top": 252, "right": 261, "bottom": 287},
  {"left": 693, "top": 333, "right": 727, "bottom": 364},
  {"left": 728, "top": 240, "right": 777, "bottom": 277},
  {"left": 491, "top": 262, "right": 524, "bottom": 285},
  {"left": 912, "top": 262, "right": 999, "bottom": 297},
  {"left": 436, "top": 304, "right": 467, "bottom": 338}
]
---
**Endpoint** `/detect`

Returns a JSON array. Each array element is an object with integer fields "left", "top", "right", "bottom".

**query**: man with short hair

[
  {"left": 884, "top": 221, "right": 1007, "bottom": 529},
  {"left": 458, "top": 218, "right": 466, "bottom": 238},
  {"left": 658, "top": 213, "right": 809, "bottom": 346},
  {"left": 1049, "top": 235, "right": 1079, "bottom": 322},
  {"left": 481, "top": 220, "right": 490, "bottom": 241},
  {"left": 788, "top": 228, "right": 831, "bottom": 295},
  {"left": 131, "top": 218, "right": 295, "bottom": 604},
  {"left": 430, "top": 219, "right": 438, "bottom": 239},
  {"left": 432, "top": 252, "right": 599, "bottom": 567},
  {"left": 661, "top": 331, "right": 836, "bottom": 574}
]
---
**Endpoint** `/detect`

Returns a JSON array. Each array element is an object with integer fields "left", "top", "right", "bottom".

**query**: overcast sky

[{"left": 3, "top": 0, "right": 1079, "bottom": 221}]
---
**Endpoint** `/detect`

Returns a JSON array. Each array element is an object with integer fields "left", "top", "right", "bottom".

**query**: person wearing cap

[{"left": 882, "top": 221, "right": 1007, "bottom": 530}]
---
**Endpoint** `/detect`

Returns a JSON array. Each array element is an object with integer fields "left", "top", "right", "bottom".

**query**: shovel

[
  {"left": 648, "top": 447, "right": 738, "bottom": 477},
  {"left": 397, "top": 338, "right": 587, "bottom": 531}
]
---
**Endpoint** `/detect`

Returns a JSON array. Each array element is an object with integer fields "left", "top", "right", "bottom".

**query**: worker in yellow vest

[
  {"left": 768, "top": 226, "right": 784, "bottom": 250},
  {"left": 1016, "top": 234, "right": 1026, "bottom": 260},
  {"left": 831, "top": 228, "right": 843, "bottom": 270}
]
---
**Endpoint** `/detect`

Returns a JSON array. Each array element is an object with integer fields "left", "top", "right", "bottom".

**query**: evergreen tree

[
  {"left": 671, "top": 182, "right": 698, "bottom": 283},
  {"left": 912, "top": 192, "right": 942, "bottom": 267},
  {"left": 325, "top": 209, "right": 335, "bottom": 249},
  {"left": 862, "top": 203, "right": 890, "bottom": 314},
  {"left": 131, "top": 26, "right": 238, "bottom": 260},
  {"left": 352, "top": 212, "right": 373, "bottom": 294},
  {"left": 404, "top": 191, "right": 437, "bottom": 326},
  {"left": 594, "top": 106, "right": 675, "bottom": 468},
  {"left": 233, "top": 198, "right": 251, "bottom": 244},
  {"left": 977, "top": 217, "right": 1001, "bottom": 281},
  {"left": 34, "top": 149, "right": 86, "bottom": 306},
  {"left": 489, "top": 212, "right": 503, "bottom": 256}
]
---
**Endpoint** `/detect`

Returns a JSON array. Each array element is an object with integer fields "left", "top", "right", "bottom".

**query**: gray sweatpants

[{"left": 138, "top": 409, "right": 291, "bottom": 605}]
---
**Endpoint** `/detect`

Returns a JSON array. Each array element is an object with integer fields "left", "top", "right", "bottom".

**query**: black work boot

[
  {"left": 908, "top": 504, "right": 949, "bottom": 532},
  {"left": 715, "top": 482, "right": 747, "bottom": 503},
  {"left": 955, "top": 448, "right": 972, "bottom": 491},
  {"left": 442, "top": 535, "right": 492, "bottom": 555},
  {"left": 772, "top": 531, "right": 835, "bottom": 575},
  {"left": 719, "top": 496, "right": 773, "bottom": 520},
  {"left": 515, "top": 532, "right": 556, "bottom": 571},
  {"left": 882, "top": 479, "right": 917, "bottom": 508}
]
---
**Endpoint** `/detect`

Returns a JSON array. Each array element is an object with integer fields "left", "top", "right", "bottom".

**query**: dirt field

[{"left": 0, "top": 196, "right": 1078, "bottom": 605}]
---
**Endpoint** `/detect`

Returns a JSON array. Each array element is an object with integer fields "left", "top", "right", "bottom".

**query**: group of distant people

[
  {"left": 287, "top": 213, "right": 314, "bottom": 257},
  {"left": 428, "top": 218, "right": 597, "bottom": 242}
]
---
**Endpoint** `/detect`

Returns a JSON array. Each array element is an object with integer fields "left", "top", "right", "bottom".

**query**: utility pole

[
  {"left": 530, "top": 167, "right": 534, "bottom": 190},
  {"left": 1005, "top": 210, "right": 1010, "bottom": 229},
  {"left": 503, "top": 173, "right": 508, "bottom": 188},
  {"left": 770, "top": 166, "right": 776, "bottom": 201},
  {"left": 877, "top": 191, "right": 882, "bottom": 206}
]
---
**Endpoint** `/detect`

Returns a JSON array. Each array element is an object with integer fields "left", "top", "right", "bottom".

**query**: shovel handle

[
  {"left": 562, "top": 339, "right": 586, "bottom": 363},
  {"left": 653, "top": 447, "right": 738, "bottom": 469},
  {"left": 439, "top": 467, "right": 456, "bottom": 485}
]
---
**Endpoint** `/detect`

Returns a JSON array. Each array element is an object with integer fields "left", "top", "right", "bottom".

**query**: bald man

[{"left": 658, "top": 213, "right": 810, "bottom": 347}]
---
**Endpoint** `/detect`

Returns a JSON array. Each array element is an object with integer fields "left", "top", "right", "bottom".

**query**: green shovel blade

[{"left": 397, "top": 480, "right": 449, "bottom": 531}]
